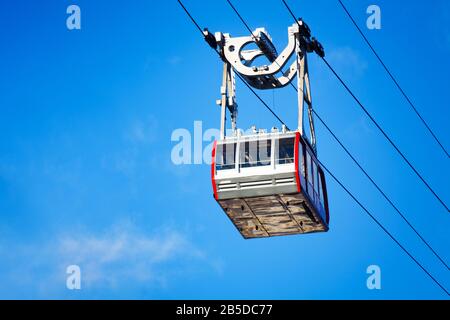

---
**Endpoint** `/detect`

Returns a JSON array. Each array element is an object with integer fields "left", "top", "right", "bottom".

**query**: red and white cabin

[{"left": 212, "top": 130, "right": 329, "bottom": 239}]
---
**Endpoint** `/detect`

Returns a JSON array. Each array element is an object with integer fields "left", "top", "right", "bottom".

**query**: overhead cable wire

[
  {"left": 177, "top": 0, "right": 289, "bottom": 129},
  {"left": 318, "top": 158, "right": 449, "bottom": 296},
  {"left": 226, "top": 0, "right": 450, "bottom": 272},
  {"left": 281, "top": 0, "right": 449, "bottom": 213},
  {"left": 176, "top": 0, "right": 449, "bottom": 296},
  {"left": 337, "top": 0, "right": 449, "bottom": 158}
]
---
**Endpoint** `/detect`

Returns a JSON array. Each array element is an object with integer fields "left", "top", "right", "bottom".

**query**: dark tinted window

[
  {"left": 216, "top": 143, "right": 236, "bottom": 170},
  {"left": 240, "top": 140, "right": 271, "bottom": 168},
  {"left": 318, "top": 170, "right": 324, "bottom": 206},
  {"left": 299, "top": 142, "right": 305, "bottom": 177},
  {"left": 277, "top": 137, "right": 295, "bottom": 164}
]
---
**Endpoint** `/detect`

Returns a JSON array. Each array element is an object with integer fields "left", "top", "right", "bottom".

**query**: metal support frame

[
  {"left": 219, "top": 62, "right": 237, "bottom": 139},
  {"left": 214, "top": 21, "right": 321, "bottom": 155},
  {"left": 296, "top": 42, "right": 317, "bottom": 153}
]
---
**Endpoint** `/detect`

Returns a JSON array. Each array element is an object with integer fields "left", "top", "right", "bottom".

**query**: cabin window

[
  {"left": 313, "top": 161, "right": 318, "bottom": 196},
  {"left": 240, "top": 140, "right": 271, "bottom": 168},
  {"left": 318, "top": 170, "right": 325, "bottom": 206},
  {"left": 277, "top": 137, "right": 295, "bottom": 164},
  {"left": 216, "top": 143, "right": 236, "bottom": 170},
  {"left": 299, "top": 142, "right": 305, "bottom": 177},
  {"left": 306, "top": 151, "right": 315, "bottom": 199},
  {"left": 306, "top": 152, "right": 312, "bottom": 186}
]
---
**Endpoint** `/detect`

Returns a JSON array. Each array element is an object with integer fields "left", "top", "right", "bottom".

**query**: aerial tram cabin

[
  {"left": 212, "top": 129, "right": 329, "bottom": 238},
  {"left": 206, "top": 20, "right": 329, "bottom": 238}
]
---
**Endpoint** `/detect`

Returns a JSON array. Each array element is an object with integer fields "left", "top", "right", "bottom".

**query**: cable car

[
  {"left": 207, "top": 21, "right": 329, "bottom": 238},
  {"left": 212, "top": 128, "right": 329, "bottom": 238}
]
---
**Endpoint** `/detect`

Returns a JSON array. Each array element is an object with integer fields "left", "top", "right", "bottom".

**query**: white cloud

[
  {"left": 167, "top": 56, "right": 182, "bottom": 66},
  {"left": 0, "top": 222, "right": 215, "bottom": 296},
  {"left": 342, "top": 115, "right": 373, "bottom": 141},
  {"left": 103, "top": 114, "right": 160, "bottom": 177},
  {"left": 327, "top": 47, "right": 368, "bottom": 78},
  {"left": 125, "top": 115, "right": 159, "bottom": 145},
  {"left": 57, "top": 223, "right": 203, "bottom": 288}
]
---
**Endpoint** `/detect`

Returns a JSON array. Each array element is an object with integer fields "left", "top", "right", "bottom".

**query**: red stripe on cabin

[
  {"left": 211, "top": 140, "right": 218, "bottom": 200},
  {"left": 294, "top": 132, "right": 301, "bottom": 193}
]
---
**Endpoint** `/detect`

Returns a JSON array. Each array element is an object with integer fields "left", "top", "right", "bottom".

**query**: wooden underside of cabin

[{"left": 217, "top": 193, "right": 328, "bottom": 239}]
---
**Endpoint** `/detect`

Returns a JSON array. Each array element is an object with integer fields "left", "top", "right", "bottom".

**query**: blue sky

[{"left": 0, "top": 0, "right": 449, "bottom": 299}]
